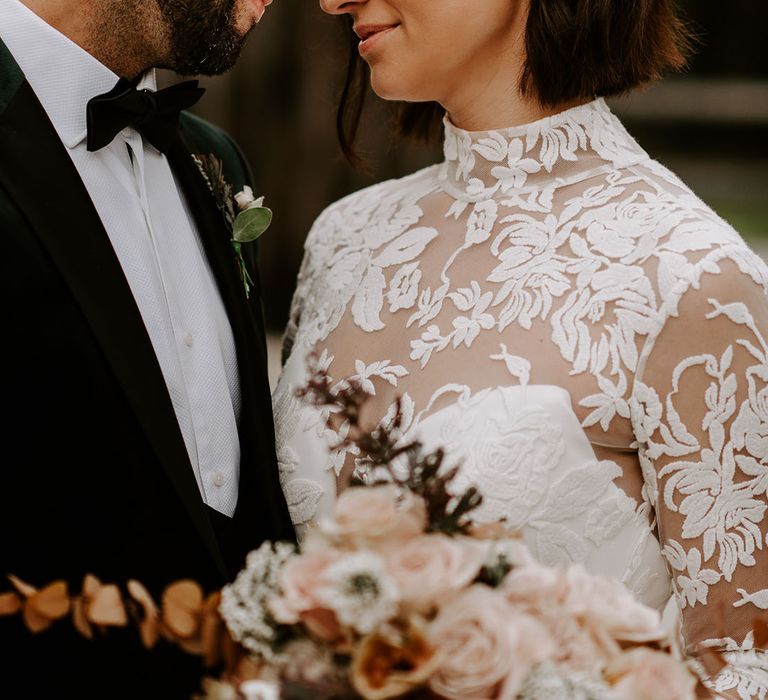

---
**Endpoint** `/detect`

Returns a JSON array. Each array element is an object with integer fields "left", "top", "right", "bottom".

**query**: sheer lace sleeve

[
  {"left": 281, "top": 221, "right": 319, "bottom": 368},
  {"left": 630, "top": 247, "right": 768, "bottom": 699},
  {"left": 281, "top": 250, "right": 308, "bottom": 367}
]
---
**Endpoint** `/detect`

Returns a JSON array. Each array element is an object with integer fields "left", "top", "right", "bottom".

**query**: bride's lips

[{"left": 355, "top": 24, "right": 400, "bottom": 57}]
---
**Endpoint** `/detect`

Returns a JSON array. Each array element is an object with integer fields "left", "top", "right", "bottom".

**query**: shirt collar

[{"left": 0, "top": 0, "right": 157, "bottom": 149}]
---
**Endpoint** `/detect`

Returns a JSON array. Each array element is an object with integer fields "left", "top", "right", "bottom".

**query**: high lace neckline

[{"left": 439, "top": 98, "right": 649, "bottom": 200}]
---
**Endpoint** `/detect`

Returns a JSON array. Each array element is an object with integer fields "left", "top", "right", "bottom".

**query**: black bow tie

[{"left": 86, "top": 78, "right": 206, "bottom": 154}]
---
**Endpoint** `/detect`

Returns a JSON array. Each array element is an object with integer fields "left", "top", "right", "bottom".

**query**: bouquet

[
  {"left": 208, "top": 360, "right": 700, "bottom": 700},
  {"left": 0, "top": 358, "right": 705, "bottom": 699},
  {"left": 215, "top": 487, "right": 698, "bottom": 700}
]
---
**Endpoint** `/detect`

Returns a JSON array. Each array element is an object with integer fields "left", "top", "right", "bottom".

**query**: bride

[{"left": 273, "top": 0, "right": 768, "bottom": 697}]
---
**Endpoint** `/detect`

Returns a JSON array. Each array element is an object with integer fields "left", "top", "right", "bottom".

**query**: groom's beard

[{"left": 156, "top": 0, "right": 247, "bottom": 76}]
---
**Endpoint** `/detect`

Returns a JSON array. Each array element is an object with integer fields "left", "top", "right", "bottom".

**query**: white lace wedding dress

[{"left": 273, "top": 99, "right": 768, "bottom": 698}]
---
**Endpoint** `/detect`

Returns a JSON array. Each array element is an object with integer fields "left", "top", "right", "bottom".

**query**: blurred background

[{"left": 165, "top": 0, "right": 768, "bottom": 380}]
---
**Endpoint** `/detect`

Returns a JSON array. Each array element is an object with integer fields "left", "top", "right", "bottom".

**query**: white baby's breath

[
  {"left": 239, "top": 680, "right": 281, "bottom": 700},
  {"left": 318, "top": 551, "right": 399, "bottom": 635},
  {"left": 220, "top": 541, "right": 295, "bottom": 663}
]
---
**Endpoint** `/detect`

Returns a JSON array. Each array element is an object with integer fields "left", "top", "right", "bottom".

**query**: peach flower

[
  {"left": 320, "top": 485, "right": 427, "bottom": 548},
  {"left": 351, "top": 619, "right": 438, "bottom": 700},
  {"left": 606, "top": 647, "right": 697, "bottom": 700},
  {"left": 299, "top": 607, "right": 343, "bottom": 643},
  {"left": 427, "top": 585, "right": 553, "bottom": 699},
  {"left": 385, "top": 535, "right": 487, "bottom": 613}
]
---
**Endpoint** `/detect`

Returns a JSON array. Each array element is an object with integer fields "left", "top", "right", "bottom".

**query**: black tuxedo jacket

[{"left": 0, "top": 38, "right": 295, "bottom": 698}]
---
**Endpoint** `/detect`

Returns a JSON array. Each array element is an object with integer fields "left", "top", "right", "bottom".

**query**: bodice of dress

[{"left": 274, "top": 99, "right": 768, "bottom": 698}]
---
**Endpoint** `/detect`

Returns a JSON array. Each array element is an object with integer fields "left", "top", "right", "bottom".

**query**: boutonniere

[{"left": 192, "top": 154, "right": 272, "bottom": 299}]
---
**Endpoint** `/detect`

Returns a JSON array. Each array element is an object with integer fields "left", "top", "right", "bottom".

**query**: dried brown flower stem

[{"left": 296, "top": 350, "right": 483, "bottom": 535}]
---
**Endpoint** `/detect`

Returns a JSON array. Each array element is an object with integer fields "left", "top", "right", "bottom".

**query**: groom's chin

[
  {"left": 169, "top": 31, "right": 249, "bottom": 77},
  {"left": 192, "top": 50, "right": 245, "bottom": 77}
]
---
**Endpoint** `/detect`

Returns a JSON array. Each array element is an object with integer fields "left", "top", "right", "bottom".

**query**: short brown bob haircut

[{"left": 338, "top": 0, "right": 692, "bottom": 161}]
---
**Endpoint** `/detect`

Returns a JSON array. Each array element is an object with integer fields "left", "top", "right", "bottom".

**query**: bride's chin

[
  {"left": 369, "top": 71, "right": 420, "bottom": 103},
  {"left": 369, "top": 83, "right": 402, "bottom": 101}
]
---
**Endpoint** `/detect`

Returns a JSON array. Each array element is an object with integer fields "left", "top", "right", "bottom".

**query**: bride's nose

[{"left": 319, "top": 0, "right": 365, "bottom": 15}]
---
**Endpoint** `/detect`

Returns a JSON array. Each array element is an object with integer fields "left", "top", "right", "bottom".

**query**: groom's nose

[{"left": 319, "top": 0, "right": 365, "bottom": 15}]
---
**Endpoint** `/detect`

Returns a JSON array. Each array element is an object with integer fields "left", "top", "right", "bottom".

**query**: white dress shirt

[{"left": 0, "top": 0, "right": 241, "bottom": 516}]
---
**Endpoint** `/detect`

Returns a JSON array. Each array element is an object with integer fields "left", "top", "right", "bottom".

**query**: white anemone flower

[{"left": 318, "top": 551, "right": 400, "bottom": 635}]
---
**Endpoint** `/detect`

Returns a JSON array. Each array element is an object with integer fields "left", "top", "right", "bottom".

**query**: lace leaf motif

[{"left": 631, "top": 282, "right": 768, "bottom": 700}]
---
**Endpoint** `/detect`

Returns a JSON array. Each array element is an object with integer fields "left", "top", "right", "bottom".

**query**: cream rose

[
  {"left": 385, "top": 535, "right": 487, "bottom": 613},
  {"left": 320, "top": 485, "right": 427, "bottom": 548},
  {"left": 428, "top": 585, "right": 553, "bottom": 699},
  {"left": 606, "top": 648, "right": 697, "bottom": 700}
]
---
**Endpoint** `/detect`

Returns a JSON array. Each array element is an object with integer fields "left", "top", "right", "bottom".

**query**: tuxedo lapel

[
  {"left": 0, "top": 41, "right": 228, "bottom": 578},
  {"left": 0, "top": 36, "right": 23, "bottom": 113}
]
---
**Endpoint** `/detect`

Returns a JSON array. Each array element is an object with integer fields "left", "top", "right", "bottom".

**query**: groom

[{"left": 0, "top": 0, "right": 294, "bottom": 696}]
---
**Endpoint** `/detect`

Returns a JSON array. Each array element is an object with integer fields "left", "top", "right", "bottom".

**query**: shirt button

[
  {"left": 183, "top": 332, "right": 194, "bottom": 348},
  {"left": 213, "top": 471, "right": 225, "bottom": 488}
]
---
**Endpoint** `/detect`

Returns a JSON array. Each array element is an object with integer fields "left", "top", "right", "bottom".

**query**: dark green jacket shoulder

[{"left": 179, "top": 111, "right": 253, "bottom": 194}]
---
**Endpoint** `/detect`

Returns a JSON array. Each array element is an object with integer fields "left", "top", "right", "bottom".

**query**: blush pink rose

[
  {"left": 268, "top": 550, "right": 339, "bottom": 625},
  {"left": 502, "top": 559, "right": 567, "bottom": 610},
  {"left": 606, "top": 648, "right": 697, "bottom": 700},
  {"left": 500, "top": 564, "right": 605, "bottom": 673},
  {"left": 427, "top": 585, "right": 553, "bottom": 699},
  {"left": 320, "top": 485, "right": 427, "bottom": 548},
  {"left": 503, "top": 563, "right": 665, "bottom": 674},
  {"left": 385, "top": 535, "right": 487, "bottom": 613},
  {"left": 560, "top": 566, "right": 664, "bottom": 643},
  {"left": 538, "top": 613, "right": 611, "bottom": 675}
]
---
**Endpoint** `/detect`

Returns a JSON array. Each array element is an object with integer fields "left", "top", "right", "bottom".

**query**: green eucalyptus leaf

[{"left": 233, "top": 206, "right": 272, "bottom": 243}]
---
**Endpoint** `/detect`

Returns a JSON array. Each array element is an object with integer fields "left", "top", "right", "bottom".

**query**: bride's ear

[{"left": 520, "top": 0, "right": 693, "bottom": 108}]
